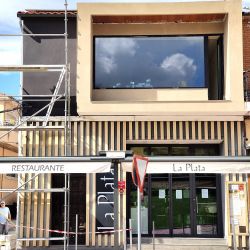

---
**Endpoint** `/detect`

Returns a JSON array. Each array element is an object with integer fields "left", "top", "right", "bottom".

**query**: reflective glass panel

[{"left": 95, "top": 36, "right": 205, "bottom": 89}]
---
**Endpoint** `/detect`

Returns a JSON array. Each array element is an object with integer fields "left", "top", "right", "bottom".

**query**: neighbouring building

[
  {"left": 0, "top": 93, "right": 19, "bottom": 211},
  {"left": 17, "top": 0, "right": 249, "bottom": 249}
]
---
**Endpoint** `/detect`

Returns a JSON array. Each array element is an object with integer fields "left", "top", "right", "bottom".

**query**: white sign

[
  {"left": 159, "top": 189, "right": 165, "bottom": 199},
  {"left": 176, "top": 190, "right": 182, "bottom": 199},
  {"left": 122, "top": 161, "right": 250, "bottom": 173},
  {"left": 202, "top": 189, "right": 209, "bottom": 199},
  {"left": 0, "top": 162, "right": 111, "bottom": 173}
]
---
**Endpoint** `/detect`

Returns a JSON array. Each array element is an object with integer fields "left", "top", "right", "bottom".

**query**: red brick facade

[{"left": 243, "top": 14, "right": 250, "bottom": 95}]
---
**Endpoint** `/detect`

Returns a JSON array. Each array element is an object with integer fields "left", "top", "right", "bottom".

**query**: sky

[{"left": 0, "top": 0, "right": 250, "bottom": 97}]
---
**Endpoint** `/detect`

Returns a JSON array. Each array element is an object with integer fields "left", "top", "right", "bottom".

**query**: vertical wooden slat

[
  {"left": 98, "top": 122, "right": 102, "bottom": 152},
  {"left": 160, "top": 121, "right": 164, "bottom": 140},
  {"left": 80, "top": 122, "right": 84, "bottom": 156},
  {"left": 117, "top": 122, "right": 121, "bottom": 151},
  {"left": 85, "top": 122, "right": 90, "bottom": 155},
  {"left": 198, "top": 121, "right": 202, "bottom": 140},
  {"left": 166, "top": 121, "right": 170, "bottom": 140},
  {"left": 204, "top": 121, "right": 208, "bottom": 140},
  {"left": 237, "top": 122, "right": 242, "bottom": 156},
  {"left": 224, "top": 122, "right": 228, "bottom": 156},
  {"left": 147, "top": 121, "right": 151, "bottom": 140},
  {"left": 19, "top": 174, "right": 25, "bottom": 242},
  {"left": 141, "top": 122, "right": 145, "bottom": 140},
  {"left": 74, "top": 121, "right": 78, "bottom": 156},
  {"left": 192, "top": 121, "right": 196, "bottom": 140},
  {"left": 185, "top": 121, "right": 190, "bottom": 140},
  {"left": 54, "top": 122, "right": 59, "bottom": 157},
  {"left": 38, "top": 175, "right": 45, "bottom": 246},
  {"left": 129, "top": 122, "right": 133, "bottom": 141},
  {"left": 122, "top": 122, "right": 126, "bottom": 151},
  {"left": 135, "top": 122, "right": 139, "bottom": 140},
  {"left": 32, "top": 175, "right": 38, "bottom": 247},
  {"left": 153, "top": 121, "right": 157, "bottom": 139},
  {"left": 231, "top": 121, "right": 235, "bottom": 157},
  {"left": 92, "top": 122, "right": 96, "bottom": 155},
  {"left": 179, "top": 121, "right": 183, "bottom": 140},
  {"left": 45, "top": 174, "right": 51, "bottom": 246},
  {"left": 173, "top": 121, "right": 177, "bottom": 140},
  {"left": 105, "top": 122, "right": 108, "bottom": 151},
  {"left": 242, "top": 235, "right": 246, "bottom": 248},
  {"left": 211, "top": 121, "right": 215, "bottom": 139},
  {"left": 111, "top": 122, "right": 114, "bottom": 151},
  {"left": 25, "top": 174, "right": 32, "bottom": 247}
]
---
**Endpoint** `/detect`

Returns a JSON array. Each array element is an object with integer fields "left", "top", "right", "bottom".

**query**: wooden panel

[
  {"left": 92, "top": 122, "right": 96, "bottom": 155},
  {"left": 111, "top": 122, "right": 114, "bottom": 151},
  {"left": 73, "top": 122, "right": 78, "bottom": 156},
  {"left": 129, "top": 122, "right": 133, "bottom": 141},
  {"left": 160, "top": 121, "right": 164, "bottom": 140},
  {"left": 135, "top": 122, "right": 139, "bottom": 140},
  {"left": 179, "top": 121, "right": 183, "bottom": 140},
  {"left": 185, "top": 121, "right": 190, "bottom": 140},
  {"left": 204, "top": 121, "right": 208, "bottom": 140},
  {"left": 198, "top": 121, "right": 202, "bottom": 140},
  {"left": 166, "top": 121, "right": 170, "bottom": 140},
  {"left": 237, "top": 122, "right": 242, "bottom": 156},
  {"left": 19, "top": 174, "right": 25, "bottom": 241},
  {"left": 122, "top": 122, "right": 126, "bottom": 150},
  {"left": 117, "top": 122, "right": 121, "bottom": 151},
  {"left": 25, "top": 174, "right": 32, "bottom": 247},
  {"left": 172, "top": 121, "right": 176, "bottom": 140},
  {"left": 38, "top": 175, "right": 45, "bottom": 246},
  {"left": 80, "top": 122, "right": 84, "bottom": 156},
  {"left": 54, "top": 122, "right": 59, "bottom": 156},
  {"left": 141, "top": 122, "right": 145, "bottom": 140},
  {"left": 104, "top": 122, "right": 108, "bottom": 151},
  {"left": 224, "top": 122, "right": 228, "bottom": 156},
  {"left": 231, "top": 121, "right": 235, "bottom": 156},
  {"left": 85, "top": 122, "right": 90, "bottom": 155},
  {"left": 147, "top": 121, "right": 151, "bottom": 140},
  {"left": 192, "top": 121, "right": 196, "bottom": 140},
  {"left": 45, "top": 174, "right": 51, "bottom": 246},
  {"left": 32, "top": 175, "right": 38, "bottom": 247},
  {"left": 154, "top": 121, "right": 157, "bottom": 139},
  {"left": 211, "top": 121, "right": 215, "bottom": 139}
]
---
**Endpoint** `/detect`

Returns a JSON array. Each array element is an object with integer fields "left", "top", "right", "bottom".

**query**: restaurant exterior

[{"left": 17, "top": 0, "right": 248, "bottom": 249}]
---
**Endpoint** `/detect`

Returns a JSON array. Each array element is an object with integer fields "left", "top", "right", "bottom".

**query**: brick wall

[{"left": 243, "top": 14, "right": 250, "bottom": 96}]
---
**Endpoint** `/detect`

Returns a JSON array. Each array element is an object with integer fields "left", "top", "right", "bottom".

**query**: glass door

[
  {"left": 151, "top": 174, "right": 170, "bottom": 235},
  {"left": 172, "top": 174, "right": 191, "bottom": 235}
]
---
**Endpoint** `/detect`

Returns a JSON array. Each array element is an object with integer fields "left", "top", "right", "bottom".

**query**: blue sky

[{"left": 0, "top": 0, "right": 249, "bottom": 97}]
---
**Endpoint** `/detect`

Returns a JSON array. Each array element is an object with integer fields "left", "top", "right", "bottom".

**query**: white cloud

[
  {"left": 161, "top": 53, "right": 197, "bottom": 79},
  {"left": 0, "top": 38, "right": 21, "bottom": 65},
  {"left": 97, "top": 56, "right": 117, "bottom": 74},
  {"left": 96, "top": 38, "right": 137, "bottom": 57}
]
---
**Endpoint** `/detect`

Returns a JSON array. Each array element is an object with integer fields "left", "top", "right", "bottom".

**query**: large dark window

[{"left": 94, "top": 36, "right": 205, "bottom": 89}]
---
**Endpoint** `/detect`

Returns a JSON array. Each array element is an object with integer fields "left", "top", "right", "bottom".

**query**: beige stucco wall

[{"left": 77, "top": 0, "right": 244, "bottom": 116}]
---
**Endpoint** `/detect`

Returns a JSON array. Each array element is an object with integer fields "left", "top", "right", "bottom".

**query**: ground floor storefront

[{"left": 18, "top": 118, "right": 249, "bottom": 249}]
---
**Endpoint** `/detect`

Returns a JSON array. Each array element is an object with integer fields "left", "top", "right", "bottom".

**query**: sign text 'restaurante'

[{"left": 12, "top": 164, "right": 64, "bottom": 172}]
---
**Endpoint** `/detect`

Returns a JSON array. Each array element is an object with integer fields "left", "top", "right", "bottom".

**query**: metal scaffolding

[{"left": 0, "top": 0, "right": 71, "bottom": 249}]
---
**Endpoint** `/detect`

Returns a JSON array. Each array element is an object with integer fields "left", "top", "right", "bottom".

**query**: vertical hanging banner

[{"left": 96, "top": 166, "right": 114, "bottom": 232}]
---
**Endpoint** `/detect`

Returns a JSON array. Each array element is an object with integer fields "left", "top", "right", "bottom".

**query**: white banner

[
  {"left": 0, "top": 162, "right": 111, "bottom": 173},
  {"left": 122, "top": 161, "right": 250, "bottom": 174}
]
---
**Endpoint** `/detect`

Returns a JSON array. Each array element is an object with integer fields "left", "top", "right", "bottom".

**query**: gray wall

[{"left": 21, "top": 16, "right": 77, "bottom": 116}]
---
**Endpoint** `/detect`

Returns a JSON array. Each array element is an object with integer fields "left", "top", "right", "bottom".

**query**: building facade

[
  {"left": 0, "top": 93, "right": 19, "bottom": 207},
  {"left": 17, "top": 0, "right": 248, "bottom": 248}
]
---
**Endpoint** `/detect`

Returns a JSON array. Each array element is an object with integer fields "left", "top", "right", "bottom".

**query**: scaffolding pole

[{"left": 0, "top": 0, "right": 71, "bottom": 248}]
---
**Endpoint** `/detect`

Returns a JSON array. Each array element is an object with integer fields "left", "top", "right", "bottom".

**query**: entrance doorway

[
  {"left": 127, "top": 144, "right": 223, "bottom": 237},
  {"left": 51, "top": 174, "right": 86, "bottom": 244}
]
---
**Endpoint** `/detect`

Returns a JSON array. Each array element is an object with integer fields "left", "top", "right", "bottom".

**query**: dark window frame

[{"left": 93, "top": 34, "right": 224, "bottom": 93}]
